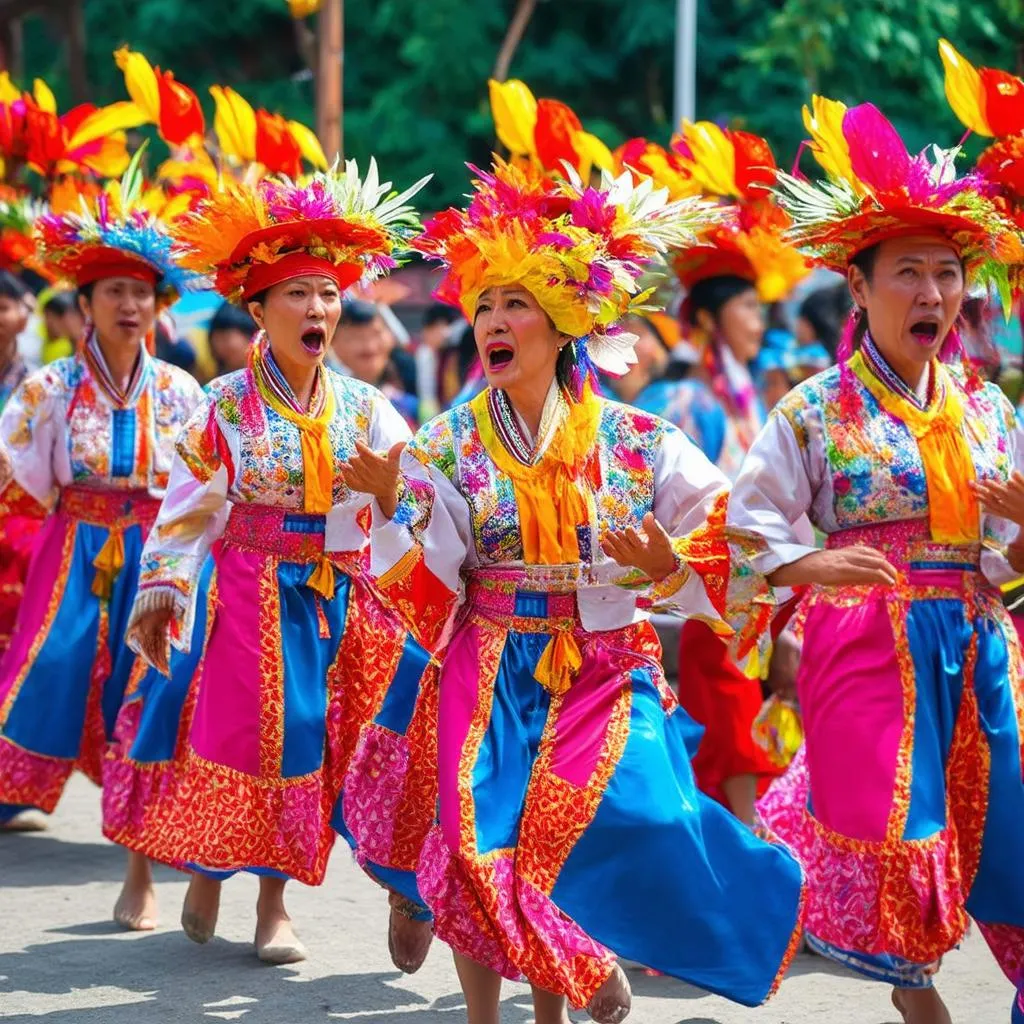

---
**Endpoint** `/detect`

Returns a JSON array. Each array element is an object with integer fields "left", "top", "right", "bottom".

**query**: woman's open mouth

[
  {"left": 909, "top": 320, "right": 939, "bottom": 345},
  {"left": 301, "top": 325, "right": 326, "bottom": 355},
  {"left": 486, "top": 343, "right": 515, "bottom": 370}
]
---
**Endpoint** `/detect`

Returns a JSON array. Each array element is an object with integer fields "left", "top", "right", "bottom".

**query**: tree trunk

[
  {"left": 294, "top": 16, "right": 317, "bottom": 78},
  {"left": 316, "top": 0, "right": 343, "bottom": 161},
  {"left": 0, "top": 17, "right": 22, "bottom": 79},
  {"left": 492, "top": 0, "right": 537, "bottom": 82},
  {"left": 66, "top": 0, "right": 88, "bottom": 103}
]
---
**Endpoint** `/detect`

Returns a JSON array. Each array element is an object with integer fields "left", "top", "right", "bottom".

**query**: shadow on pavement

[
  {"left": 622, "top": 966, "right": 709, "bottom": 1002},
  {"left": 0, "top": 932, "right": 452, "bottom": 1022},
  {"left": 0, "top": 833, "right": 187, "bottom": 888},
  {"left": 619, "top": 952, "right": 851, "bottom": 1002}
]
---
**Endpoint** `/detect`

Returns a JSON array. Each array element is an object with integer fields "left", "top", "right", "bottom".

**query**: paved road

[{"left": 0, "top": 776, "right": 1010, "bottom": 1023}]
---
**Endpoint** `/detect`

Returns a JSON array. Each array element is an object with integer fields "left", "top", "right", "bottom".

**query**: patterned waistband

[
  {"left": 222, "top": 501, "right": 360, "bottom": 568},
  {"left": 826, "top": 519, "right": 980, "bottom": 572},
  {"left": 465, "top": 569, "right": 578, "bottom": 632},
  {"left": 59, "top": 486, "right": 160, "bottom": 531}
]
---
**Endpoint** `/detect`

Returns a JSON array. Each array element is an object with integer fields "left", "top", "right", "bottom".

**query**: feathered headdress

[
  {"left": 616, "top": 124, "right": 809, "bottom": 303},
  {"left": 412, "top": 159, "right": 726, "bottom": 375},
  {"left": 488, "top": 78, "right": 613, "bottom": 181},
  {"left": 939, "top": 41, "right": 1024, "bottom": 217},
  {"left": 773, "top": 94, "right": 1021, "bottom": 301},
  {"left": 0, "top": 186, "right": 51, "bottom": 279},
  {"left": 33, "top": 145, "right": 200, "bottom": 299},
  {"left": 173, "top": 159, "right": 429, "bottom": 301}
]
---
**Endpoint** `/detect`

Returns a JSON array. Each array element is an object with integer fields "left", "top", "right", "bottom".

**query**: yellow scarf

[
  {"left": 849, "top": 350, "right": 979, "bottom": 544},
  {"left": 251, "top": 344, "right": 338, "bottom": 600},
  {"left": 251, "top": 344, "right": 337, "bottom": 515},
  {"left": 472, "top": 385, "right": 602, "bottom": 694},
  {"left": 92, "top": 528, "right": 124, "bottom": 600},
  {"left": 472, "top": 385, "right": 602, "bottom": 564}
]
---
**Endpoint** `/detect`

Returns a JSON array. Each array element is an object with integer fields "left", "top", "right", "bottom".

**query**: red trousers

[{"left": 677, "top": 618, "right": 783, "bottom": 807}]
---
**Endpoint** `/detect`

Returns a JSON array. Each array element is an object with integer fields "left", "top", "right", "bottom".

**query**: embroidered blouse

[
  {"left": 369, "top": 386, "right": 771, "bottom": 656},
  {"left": 0, "top": 344, "right": 203, "bottom": 517},
  {"left": 133, "top": 362, "right": 411, "bottom": 648},
  {"left": 728, "top": 352, "right": 1024, "bottom": 584}
]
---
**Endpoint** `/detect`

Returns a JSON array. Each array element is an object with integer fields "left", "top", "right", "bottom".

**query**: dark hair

[
  {"left": 0, "top": 270, "right": 28, "bottom": 302},
  {"left": 339, "top": 298, "right": 379, "bottom": 327},
  {"left": 209, "top": 302, "right": 257, "bottom": 337},
  {"left": 555, "top": 342, "right": 576, "bottom": 393},
  {"left": 246, "top": 288, "right": 267, "bottom": 307},
  {"left": 76, "top": 282, "right": 95, "bottom": 304},
  {"left": 798, "top": 283, "right": 852, "bottom": 358},
  {"left": 849, "top": 244, "right": 879, "bottom": 284},
  {"left": 766, "top": 301, "right": 791, "bottom": 334},
  {"left": 448, "top": 321, "right": 475, "bottom": 380},
  {"left": 661, "top": 358, "right": 694, "bottom": 382},
  {"left": 41, "top": 290, "right": 77, "bottom": 316},
  {"left": 848, "top": 244, "right": 880, "bottom": 349},
  {"left": 18, "top": 268, "right": 49, "bottom": 296},
  {"left": 685, "top": 275, "right": 757, "bottom": 325},
  {"left": 422, "top": 302, "right": 460, "bottom": 328}
]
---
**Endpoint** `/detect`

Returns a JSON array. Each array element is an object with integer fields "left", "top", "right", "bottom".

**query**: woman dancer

[
  {"left": 122, "top": 162, "right": 434, "bottom": 966},
  {"left": 0, "top": 161, "right": 205, "bottom": 927},
  {"left": 628, "top": 125, "right": 809, "bottom": 820},
  {"left": 734, "top": 97, "right": 1024, "bottom": 1024},
  {"left": 342, "top": 161, "right": 805, "bottom": 1024},
  {"left": 0, "top": 270, "right": 34, "bottom": 662}
]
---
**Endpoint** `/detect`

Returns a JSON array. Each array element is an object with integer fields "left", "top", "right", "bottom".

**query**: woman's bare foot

[
  {"left": 113, "top": 851, "right": 158, "bottom": 931},
  {"left": 255, "top": 876, "right": 306, "bottom": 965},
  {"left": 387, "top": 891, "right": 433, "bottom": 974},
  {"left": 587, "top": 963, "right": 631, "bottom": 1024},
  {"left": 181, "top": 873, "right": 221, "bottom": 944},
  {"left": 891, "top": 987, "right": 952, "bottom": 1024}
]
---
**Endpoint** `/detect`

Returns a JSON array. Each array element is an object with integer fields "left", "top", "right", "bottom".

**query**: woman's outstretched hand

[
  {"left": 339, "top": 441, "right": 406, "bottom": 520},
  {"left": 601, "top": 512, "right": 678, "bottom": 583},
  {"left": 767, "top": 546, "right": 899, "bottom": 588},
  {"left": 972, "top": 471, "right": 1024, "bottom": 528},
  {"left": 133, "top": 606, "right": 174, "bottom": 676}
]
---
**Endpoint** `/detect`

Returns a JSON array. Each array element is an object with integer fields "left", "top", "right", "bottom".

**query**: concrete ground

[{"left": 0, "top": 776, "right": 1010, "bottom": 1023}]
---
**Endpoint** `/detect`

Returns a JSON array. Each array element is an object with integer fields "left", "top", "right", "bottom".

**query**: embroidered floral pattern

[{"left": 773, "top": 368, "right": 1013, "bottom": 533}]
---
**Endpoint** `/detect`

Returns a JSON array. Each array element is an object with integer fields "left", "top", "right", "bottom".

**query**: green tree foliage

[{"left": 14, "top": 0, "right": 1024, "bottom": 207}]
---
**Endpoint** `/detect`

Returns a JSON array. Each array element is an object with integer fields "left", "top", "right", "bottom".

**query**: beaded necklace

[
  {"left": 261, "top": 338, "right": 326, "bottom": 416},
  {"left": 83, "top": 328, "right": 151, "bottom": 409},
  {"left": 861, "top": 332, "right": 933, "bottom": 410},
  {"left": 487, "top": 383, "right": 568, "bottom": 467}
]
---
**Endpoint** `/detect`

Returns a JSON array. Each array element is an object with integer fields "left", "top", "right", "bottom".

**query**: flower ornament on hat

[
  {"left": 773, "top": 93, "right": 1022, "bottom": 304},
  {"left": 938, "top": 40, "right": 1024, "bottom": 287},
  {"left": 615, "top": 124, "right": 809, "bottom": 303},
  {"left": 412, "top": 158, "right": 726, "bottom": 376},
  {"left": 210, "top": 85, "right": 328, "bottom": 179},
  {"left": 115, "top": 47, "right": 205, "bottom": 149},
  {"left": 173, "top": 158, "right": 429, "bottom": 301},
  {"left": 0, "top": 73, "right": 139, "bottom": 183},
  {"left": 33, "top": 144, "right": 202, "bottom": 300},
  {"left": 488, "top": 78, "right": 614, "bottom": 181},
  {"left": 0, "top": 186, "right": 53, "bottom": 280},
  {"left": 110, "top": 49, "right": 329, "bottom": 202}
]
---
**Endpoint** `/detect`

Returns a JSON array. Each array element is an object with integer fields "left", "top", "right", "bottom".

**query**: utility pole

[
  {"left": 317, "top": 0, "right": 343, "bottom": 161},
  {"left": 674, "top": 0, "right": 697, "bottom": 128}
]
